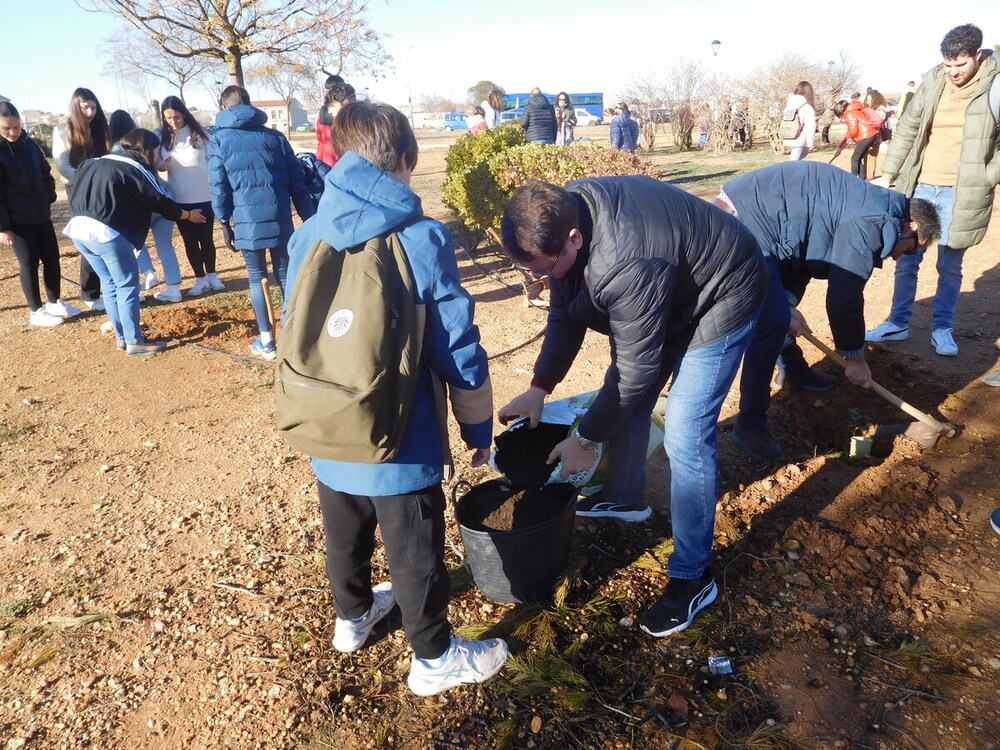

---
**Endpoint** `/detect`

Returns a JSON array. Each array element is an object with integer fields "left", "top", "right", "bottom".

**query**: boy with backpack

[{"left": 280, "top": 101, "right": 507, "bottom": 696}]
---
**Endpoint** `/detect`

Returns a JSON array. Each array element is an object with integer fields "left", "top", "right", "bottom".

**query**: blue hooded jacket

[
  {"left": 285, "top": 152, "right": 493, "bottom": 496},
  {"left": 208, "top": 105, "right": 315, "bottom": 250}
]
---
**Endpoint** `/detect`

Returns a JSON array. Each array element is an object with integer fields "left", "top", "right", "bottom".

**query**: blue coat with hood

[
  {"left": 208, "top": 105, "right": 314, "bottom": 250},
  {"left": 723, "top": 160, "right": 910, "bottom": 353},
  {"left": 285, "top": 151, "right": 493, "bottom": 496}
]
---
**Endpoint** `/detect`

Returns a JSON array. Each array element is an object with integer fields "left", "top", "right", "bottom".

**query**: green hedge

[{"left": 442, "top": 128, "right": 660, "bottom": 237}]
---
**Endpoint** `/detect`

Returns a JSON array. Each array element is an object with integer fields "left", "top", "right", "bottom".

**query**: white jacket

[{"left": 782, "top": 94, "right": 815, "bottom": 149}]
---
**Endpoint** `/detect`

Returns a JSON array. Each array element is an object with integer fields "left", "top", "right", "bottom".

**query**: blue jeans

[
  {"left": 602, "top": 317, "right": 757, "bottom": 579},
  {"left": 134, "top": 214, "right": 181, "bottom": 285},
  {"left": 75, "top": 234, "right": 144, "bottom": 344},
  {"left": 698, "top": 132, "right": 708, "bottom": 148},
  {"left": 241, "top": 245, "right": 288, "bottom": 336},
  {"left": 887, "top": 183, "right": 965, "bottom": 332}
]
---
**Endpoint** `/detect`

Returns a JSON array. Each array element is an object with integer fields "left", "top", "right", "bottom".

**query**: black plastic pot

[{"left": 453, "top": 478, "right": 576, "bottom": 604}]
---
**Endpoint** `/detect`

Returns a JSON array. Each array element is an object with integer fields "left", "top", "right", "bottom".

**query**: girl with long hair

[
  {"left": 108, "top": 110, "right": 184, "bottom": 303},
  {"left": 52, "top": 87, "right": 110, "bottom": 309},
  {"left": 64, "top": 128, "right": 207, "bottom": 355},
  {"left": 554, "top": 92, "right": 576, "bottom": 145},
  {"left": 158, "top": 95, "right": 221, "bottom": 296},
  {"left": 0, "top": 101, "right": 80, "bottom": 326},
  {"left": 782, "top": 80, "right": 816, "bottom": 161}
]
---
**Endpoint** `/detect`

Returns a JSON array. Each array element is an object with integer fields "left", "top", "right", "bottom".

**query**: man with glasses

[
  {"left": 498, "top": 176, "right": 768, "bottom": 637},
  {"left": 718, "top": 160, "right": 940, "bottom": 463}
]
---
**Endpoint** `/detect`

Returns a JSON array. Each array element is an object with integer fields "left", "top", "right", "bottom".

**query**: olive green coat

[{"left": 882, "top": 53, "right": 1000, "bottom": 249}]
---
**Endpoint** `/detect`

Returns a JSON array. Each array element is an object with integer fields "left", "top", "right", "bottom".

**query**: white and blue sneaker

[
  {"left": 991, "top": 508, "right": 1000, "bottom": 536},
  {"left": 407, "top": 636, "right": 509, "bottom": 696},
  {"left": 332, "top": 582, "right": 395, "bottom": 653},
  {"left": 640, "top": 571, "right": 719, "bottom": 637},
  {"left": 249, "top": 337, "right": 277, "bottom": 361},
  {"left": 575, "top": 492, "right": 652, "bottom": 522}
]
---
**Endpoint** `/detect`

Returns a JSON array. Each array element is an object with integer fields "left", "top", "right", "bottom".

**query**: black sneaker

[
  {"left": 771, "top": 369, "right": 840, "bottom": 392},
  {"left": 731, "top": 423, "right": 785, "bottom": 463},
  {"left": 575, "top": 492, "right": 652, "bottom": 522},
  {"left": 640, "top": 571, "right": 718, "bottom": 637}
]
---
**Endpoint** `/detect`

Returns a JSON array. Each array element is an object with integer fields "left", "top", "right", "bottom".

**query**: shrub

[{"left": 442, "top": 132, "right": 660, "bottom": 236}]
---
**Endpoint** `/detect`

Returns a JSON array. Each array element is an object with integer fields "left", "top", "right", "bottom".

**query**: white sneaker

[
  {"left": 153, "top": 285, "right": 182, "bottom": 303},
  {"left": 407, "top": 636, "right": 509, "bottom": 696},
  {"left": 84, "top": 298, "right": 105, "bottom": 312},
  {"left": 100, "top": 320, "right": 116, "bottom": 335},
  {"left": 332, "top": 582, "right": 395, "bottom": 653},
  {"left": 206, "top": 272, "right": 225, "bottom": 291},
  {"left": 983, "top": 371, "right": 1000, "bottom": 387},
  {"left": 865, "top": 320, "right": 908, "bottom": 342},
  {"left": 29, "top": 308, "right": 64, "bottom": 327},
  {"left": 143, "top": 272, "right": 161, "bottom": 291},
  {"left": 188, "top": 277, "right": 211, "bottom": 296},
  {"left": 931, "top": 328, "right": 958, "bottom": 356},
  {"left": 45, "top": 299, "right": 81, "bottom": 318}
]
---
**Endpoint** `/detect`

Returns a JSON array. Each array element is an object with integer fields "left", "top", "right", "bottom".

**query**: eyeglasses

[{"left": 514, "top": 249, "right": 562, "bottom": 276}]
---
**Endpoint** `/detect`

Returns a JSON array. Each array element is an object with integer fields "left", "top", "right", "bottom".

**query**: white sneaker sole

[
  {"left": 865, "top": 328, "right": 908, "bottom": 342},
  {"left": 640, "top": 581, "right": 718, "bottom": 638}
]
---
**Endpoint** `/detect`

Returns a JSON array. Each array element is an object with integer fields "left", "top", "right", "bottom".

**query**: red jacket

[
  {"left": 315, "top": 113, "right": 339, "bottom": 168},
  {"left": 839, "top": 100, "right": 879, "bottom": 146}
]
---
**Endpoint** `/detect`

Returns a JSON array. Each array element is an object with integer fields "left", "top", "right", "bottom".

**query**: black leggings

[
  {"left": 317, "top": 481, "right": 452, "bottom": 659},
  {"left": 10, "top": 221, "right": 61, "bottom": 310},
  {"left": 851, "top": 135, "right": 879, "bottom": 179},
  {"left": 176, "top": 201, "right": 216, "bottom": 277}
]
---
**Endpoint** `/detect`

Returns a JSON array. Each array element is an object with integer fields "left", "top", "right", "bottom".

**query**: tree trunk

[{"left": 227, "top": 53, "right": 245, "bottom": 88}]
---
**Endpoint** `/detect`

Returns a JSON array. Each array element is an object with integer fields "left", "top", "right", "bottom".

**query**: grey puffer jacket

[
  {"left": 882, "top": 52, "right": 1000, "bottom": 249},
  {"left": 521, "top": 94, "right": 557, "bottom": 143},
  {"left": 533, "top": 176, "right": 767, "bottom": 442}
]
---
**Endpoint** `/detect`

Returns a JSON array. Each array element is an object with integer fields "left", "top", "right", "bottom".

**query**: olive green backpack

[{"left": 274, "top": 228, "right": 424, "bottom": 462}]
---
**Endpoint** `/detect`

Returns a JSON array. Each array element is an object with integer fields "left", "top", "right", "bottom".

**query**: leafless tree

[
  {"left": 101, "top": 25, "right": 225, "bottom": 103},
  {"left": 247, "top": 57, "right": 318, "bottom": 107},
  {"left": 80, "top": 0, "right": 390, "bottom": 87},
  {"left": 621, "top": 60, "right": 711, "bottom": 150}
]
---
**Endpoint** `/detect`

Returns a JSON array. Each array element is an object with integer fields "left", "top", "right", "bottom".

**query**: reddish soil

[{"left": 1, "top": 143, "right": 998, "bottom": 750}]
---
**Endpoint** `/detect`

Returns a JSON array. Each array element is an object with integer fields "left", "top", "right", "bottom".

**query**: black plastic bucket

[{"left": 454, "top": 478, "right": 576, "bottom": 604}]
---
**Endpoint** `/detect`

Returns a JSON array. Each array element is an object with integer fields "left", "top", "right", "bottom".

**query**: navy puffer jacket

[
  {"left": 208, "top": 105, "right": 315, "bottom": 250},
  {"left": 534, "top": 176, "right": 767, "bottom": 442},
  {"left": 521, "top": 94, "right": 557, "bottom": 143},
  {"left": 0, "top": 131, "right": 56, "bottom": 230}
]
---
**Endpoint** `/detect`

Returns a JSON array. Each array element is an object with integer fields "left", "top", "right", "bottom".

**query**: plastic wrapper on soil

[{"left": 489, "top": 390, "right": 665, "bottom": 495}]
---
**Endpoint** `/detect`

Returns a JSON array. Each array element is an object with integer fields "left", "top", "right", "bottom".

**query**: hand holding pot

[
  {"left": 498, "top": 386, "right": 546, "bottom": 427},
  {"left": 547, "top": 436, "right": 597, "bottom": 480}
]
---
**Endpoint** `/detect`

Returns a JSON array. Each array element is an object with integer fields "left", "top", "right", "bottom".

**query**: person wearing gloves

[
  {"left": 283, "top": 102, "right": 508, "bottom": 696},
  {"left": 208, "top": 85, "right": 315, "bottom": 360},
  {"left": 498, "top": 176, "right": 767, "bottom": 637},
  {"left": 64, "top": 128, "right": 207, "bottom": 355},
  {"left": 716, "top": 161, "right": 940, "bottom": 463},
  {"left": 783, "top": 81, "right": 816, "bottom": 161}
]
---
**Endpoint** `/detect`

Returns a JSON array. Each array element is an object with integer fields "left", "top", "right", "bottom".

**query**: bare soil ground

[{"left": 1, "top": 130, "right": 998, "bottom": 750}]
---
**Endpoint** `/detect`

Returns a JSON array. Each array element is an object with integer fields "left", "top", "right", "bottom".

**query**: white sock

[{"left": 260, "top": 331, "right": 275, "bottom": 346}]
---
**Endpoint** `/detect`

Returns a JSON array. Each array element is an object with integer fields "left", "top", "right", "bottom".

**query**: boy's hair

[
  {"left": 940, "top": 24, "right": 982, "bottom": 59},
  {"left": 324, "top": 82, "right": 354, "bottom": 108},
  {"left": 501, "top": 180, "right": 578, "bottom": 264},
  {"left": 908, "top": 198, "right": 941, "bottom": 247},
  {"left": 119, "top": 127, "right": 161, "bottom": 170},
  {"left": 219, "top": 85, "right": 251, "bottom": 110},
  {"left": 0, "top": 101, "right": 19, "bottom": 118},
  {"left": 331, "top": 101, "right": 418, "bottom": 173},
  {"left": 833, "top": 100, "right": 849, "bottom": 118},
  {"left": 108, "top": 109, "right": 137, "bottom": 142}
]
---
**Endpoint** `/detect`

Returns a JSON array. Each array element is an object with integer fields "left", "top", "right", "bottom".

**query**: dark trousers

[
  {"left": 79, "top": 252, "right": 102, "bottom": 302},
  {"left": 851, "top": 135, "right": 878, "bottom": 179},
  {"left": 10, "top": 221, "right": 61, "bottom": 310},
  {"left": 317, "top": 481, "right": 452, "bottom": 659},
  {"left": 176, "top": 201, "right": 216, "bottom": 277}
]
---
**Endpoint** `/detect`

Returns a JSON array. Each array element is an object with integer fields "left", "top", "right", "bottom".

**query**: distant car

[
  {"left": 648, "top": 108, "right": 671, "bottom": 124},
  {"left": 442, "top": 112, "right": 468, "bottom": 131},
  {"left": 574, "top": 108, "right": 602, "bottom": 126},
  {"left": 294, "top": 124, "right": 314, "bottom": 132},
  {"left": 499, "top": 108, "right": 523, "bottom": 123}
]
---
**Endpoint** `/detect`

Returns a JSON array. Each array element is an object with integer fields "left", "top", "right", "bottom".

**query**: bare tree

[
  {"left": 101, "top": 25, "right": 225, "bottom": 103},
  {"left": 621, "top": 60, "right": 711, "bottom": 150},
  {"left": 419, "top": 93, "right": 463, "bottom": 115},
  {"left": 248, "top": 57, "right": 317, "bottom": 105},
  {"left": 80, "top": 0, "right": 390, "bottom": 87}
]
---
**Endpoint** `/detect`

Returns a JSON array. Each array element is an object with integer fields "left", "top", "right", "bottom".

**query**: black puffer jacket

[
  {"left": 534, "top": 176, "right": 767, "bottom": 442},
  {"left": 521, "top": 94, "right": 557, "bottom": 143},
  {"left": 0, "top": 131, "right": 56, "bottom": 230}
]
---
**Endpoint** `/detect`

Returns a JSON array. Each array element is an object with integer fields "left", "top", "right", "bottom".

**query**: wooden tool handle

[
  {"left": 800, "top": 331, "right": 954, "bottom": 436},
  {"left": 260, "top": 278, "right": 277, "bottom": 340}
]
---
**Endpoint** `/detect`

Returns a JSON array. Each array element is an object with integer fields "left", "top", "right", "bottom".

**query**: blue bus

[{"left": 502, "top": 92, "right": 605, "bottom": 121}]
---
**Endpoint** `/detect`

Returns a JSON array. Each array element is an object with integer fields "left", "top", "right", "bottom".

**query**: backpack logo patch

[{"left": 326, "top": 308, "right": 354, "bottom": 338}]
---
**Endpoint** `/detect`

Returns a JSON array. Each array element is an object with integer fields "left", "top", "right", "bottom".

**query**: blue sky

[{"left": 1, "top": 0, "right": 995, "bottom": 114}]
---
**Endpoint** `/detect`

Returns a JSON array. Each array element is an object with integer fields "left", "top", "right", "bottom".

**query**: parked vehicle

[
  {"left": 575, "top": 109, "right": 602, "bottom": 126},
  {"left": 442, "top": 112, "right": 469, "bottom": 131}
]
